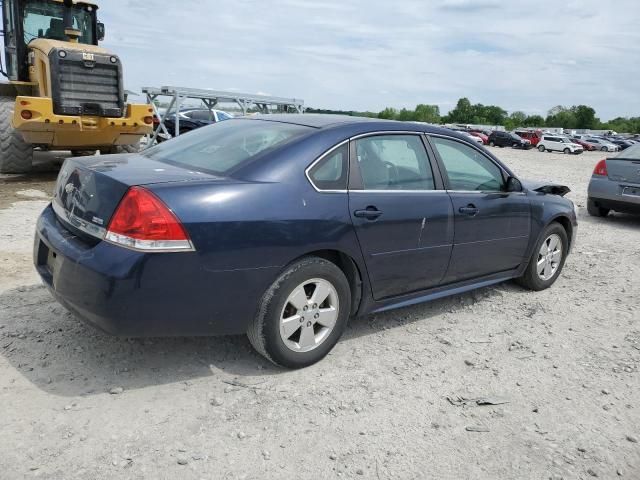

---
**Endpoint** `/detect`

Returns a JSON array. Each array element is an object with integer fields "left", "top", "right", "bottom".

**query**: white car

[
  {"left": 537, "top": 135, "right": 584, "bottom": 154},
  {"left": 460, "top": 131, "right": 484, "bottom": 145}
]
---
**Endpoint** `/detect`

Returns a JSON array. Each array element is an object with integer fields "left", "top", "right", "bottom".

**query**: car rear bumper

[
  {"left": 588, "top": 176, "right": 640, "bottom": 211},
  {"left": 34, "top": 205, "right": 278, "bottom": 337}
]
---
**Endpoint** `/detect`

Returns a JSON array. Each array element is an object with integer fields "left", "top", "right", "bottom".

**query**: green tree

[
  {"left": 378, "top": 107, "right": 398, "bottom": 120},
  {"left": 572, "top": 105, "right": 598, "bottom": 129},
  {"left": 505, "top": 111, "right": 527, "bottom": 130},
  {"left": 523, "top": 115, "right": 545, "bottom": 127},
  {"left": 546, "top": 106, "right": 577, "bottom": 129},
  {"left": 413, "top": 104, "right": 440, "bottom": 123},
  {"left": 446, "top": 97, "right": 474, "bottom": 123}
]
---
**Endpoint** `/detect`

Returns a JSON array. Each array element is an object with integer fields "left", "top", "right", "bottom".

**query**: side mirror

[
  {"left": 97, "top": 22, "right": 105, "bottom": 41},
  {"left": 506, "top": 176, "right": 523, "bottom": 192}
]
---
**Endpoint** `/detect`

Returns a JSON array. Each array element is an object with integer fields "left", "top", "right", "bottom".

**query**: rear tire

[
  {"left": 489, "top": 141, "right": 495, "bottom": 147},
  {"left": 517, "top": 223, "right": 568, "bottom": 291},
  {"left": 0, "top": 97, "right": 33, "bottom": 173},
  {"left": 538, "top": 145, "right": 545, "bottom": 152},
  {"left": 587, "top": 198, "right": 610, "bottom": 217},
  {"left": 248, "top": 257, "right": 351, "bottom": 369}
]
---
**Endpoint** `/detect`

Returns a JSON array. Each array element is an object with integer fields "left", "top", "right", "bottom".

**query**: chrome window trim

[
  {"left": 446, "top": 190, "right": 527, "bottom": 196},
  {"left": 349, "top": 189, "right": 447, "bottom": 194},
  {"left": 305, "top": 139, "right": 350, "bottom": 193},
  {"left": 52, "top": 200, "right": 106, "bottom": 239}
]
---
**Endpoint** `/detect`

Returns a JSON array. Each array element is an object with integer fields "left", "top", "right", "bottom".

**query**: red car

[
  {"left": 469, "top": 131, "right": 488, "bottom": 144},
  {"left": 569, "top": 137, "right": 596, "bottom": 151},
  {"left": 515, "top": 130, "right": 542, "bottom": 147}
]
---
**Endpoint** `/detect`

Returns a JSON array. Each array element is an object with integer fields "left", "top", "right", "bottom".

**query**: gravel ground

[{"left": 0, "top": 148, "right": 638, "bottom": 479}]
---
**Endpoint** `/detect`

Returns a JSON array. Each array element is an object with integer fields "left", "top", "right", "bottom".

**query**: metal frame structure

[{"left": 142, "top": 85, "right": 304, "bottom": 145}]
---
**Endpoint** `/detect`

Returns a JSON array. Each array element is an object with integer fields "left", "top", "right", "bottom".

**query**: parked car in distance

[
  {"left": 603, "top": 137, "right": 634, "bottom": 150},
  {"left": 459, "top": 131, "right": 484, "bottom": 145},
  {"left": 515, "top": 130, "right": 542, "bottom": 146},
  {"left": 537, "top": 135, "right": 584, "bottom": 154},
  {"left": 569, "top": 137, "right": 596, "bottom": 151},
  {"left": 34, "top": 115, "right": 577, "bottom": 368},
  {"left": 488, "top": 130, "right": 532, "bottom": 149},
  {"left": 587, "top": 144, "right": 640, "bottom": 217},
  {"left": 579, "top": 137, "right": 618, "bottom": 152},
  {"left": 161, "top": 108, "right": 233, "bottom": 139},
  {"left": 468, "top": 131, "right": 489, "bottom": 144}
]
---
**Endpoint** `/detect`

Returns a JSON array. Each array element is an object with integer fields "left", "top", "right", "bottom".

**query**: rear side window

[
  {"left": 355, "top": 135, "right": 435, "bottom": 190},
  {"left": 431, "top": 136, "right": 505, "bottom": 192},
  {"left": 143, "top": 119, "right": 312, "bottom": 174},
  {"left": 308, "top": 144, "right": 348, "bottom": 190}
]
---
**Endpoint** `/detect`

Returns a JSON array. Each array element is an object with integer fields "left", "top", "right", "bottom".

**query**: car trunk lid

[
  {"left": 606, "top": 158, "right": 640, "bottom": 185},
  {"left": 52, "top": 153, "right": 224, "bottom": 240}
]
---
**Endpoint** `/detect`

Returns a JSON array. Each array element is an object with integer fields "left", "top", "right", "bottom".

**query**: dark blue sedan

[{"left": 34, "top": 115, "right": 577, "bottom": 368}]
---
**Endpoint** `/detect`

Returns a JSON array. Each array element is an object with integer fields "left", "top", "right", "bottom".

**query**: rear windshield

[
  {"left": 142, "top": 119, "right": 312, "bottom": 174},
  {"left": 614, "top": 144, "right": 640, "bottom": 160}
]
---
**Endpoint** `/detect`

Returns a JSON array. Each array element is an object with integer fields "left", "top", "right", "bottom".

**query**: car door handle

[
  {"left": 458, "top": 204, "right": 479, "bottom": 216},
  {"left": 354, "top": 207, "right": 383, "bottom": 220}
]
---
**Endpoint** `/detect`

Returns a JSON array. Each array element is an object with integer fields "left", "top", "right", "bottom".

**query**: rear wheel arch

[{"left": 283, "top": 249, "right": 364, "bottom": 317}]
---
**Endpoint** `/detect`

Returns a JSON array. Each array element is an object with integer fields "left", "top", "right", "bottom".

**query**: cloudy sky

[{"left": 98, "top": 0, "right": 639, "bottom": 120}]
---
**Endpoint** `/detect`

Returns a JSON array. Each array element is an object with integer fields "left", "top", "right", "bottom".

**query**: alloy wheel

[
  {"left": 536, "top": 234, "right": 563, "bottom": 281},
  {"left": 279, "top": 278, "right": 339, "bottom": 353}
]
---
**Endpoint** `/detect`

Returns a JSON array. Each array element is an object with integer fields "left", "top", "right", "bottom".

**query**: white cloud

[{"left": 98, "top": 0, "right": 640, "bottom": 120}]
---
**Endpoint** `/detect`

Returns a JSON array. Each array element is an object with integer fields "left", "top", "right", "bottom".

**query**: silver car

[
  {"left": 581, "top": 137, "right": 619, "bottom": 152},
  {"left": 587, "top": 144, "right": 640, "bottom": 216}
]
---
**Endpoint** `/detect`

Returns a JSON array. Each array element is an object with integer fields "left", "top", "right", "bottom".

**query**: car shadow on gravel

[{"left": 0, "top": 282, "right": 514, "bottom": 397}]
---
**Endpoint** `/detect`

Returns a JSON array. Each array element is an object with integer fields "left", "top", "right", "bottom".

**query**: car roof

[{"left": 240, "top": 113, "right": 460, "bottom": 137}]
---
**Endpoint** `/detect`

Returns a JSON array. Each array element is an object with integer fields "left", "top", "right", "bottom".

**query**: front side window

[
  {"left": 431, "top": 136, "right": 505, "bottom": 192},
  {"left": 308, "top": 144, "right": 348, "bottom": 190},
  {"left": 143, "top": 119, "right": 312, "bottom": 175},
  {"left": 23, "top": 0, "right": 96, "bottom": 45},
  {"left": 355, "top": 135, "right": 435, "bottom": 190}
]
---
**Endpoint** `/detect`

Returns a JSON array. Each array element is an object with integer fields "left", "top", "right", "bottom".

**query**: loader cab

[{"left": 2, "top": 0, "right": 102, "bottom": 81}]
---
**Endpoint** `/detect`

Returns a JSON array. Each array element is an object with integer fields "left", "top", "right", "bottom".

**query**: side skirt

[{"left": 369, "top": 270, "right": 518, "bottom": 314}]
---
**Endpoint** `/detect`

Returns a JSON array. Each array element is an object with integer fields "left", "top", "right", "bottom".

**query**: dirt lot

[{"left": 1, "top": 148, "right": 638, "bottom": 480}]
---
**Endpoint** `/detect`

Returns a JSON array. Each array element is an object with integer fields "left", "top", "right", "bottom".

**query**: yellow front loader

[{"left": 1, "top": 0, "right": 152, "bottom": 173}]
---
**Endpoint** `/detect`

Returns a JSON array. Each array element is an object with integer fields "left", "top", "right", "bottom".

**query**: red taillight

[
  {"left": 105, "top": 186, "right": 193, "bottom": 252},
  {"left": 21, "top": 110, "right": 32, "bottom": 120},
  {"left": 593, "top": 159, "right": 608, "bottom": 176},
  {"left": 144, "top": 116, "right": 153, "bottom": 125}
]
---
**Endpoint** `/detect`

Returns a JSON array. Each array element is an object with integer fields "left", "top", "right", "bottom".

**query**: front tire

[
  {"left": 587, "top": 198, "right": 610, "bottom": 217},
  {"left": 489, "top": 141, "right": 495, "bottom": 147},
  {"left": 248, "top": 257, "right": 351, "bottom": 368},
  {"left": 0, "top": 97, "right": 33, "bottom": 173},
  {"left": 516, "top": 223, "right": 568, "bottom": 291},
  {"left": 601, "top": 146, "right": 608, "bottom": 152},
  {"left": 538, "top": 145, "right": 545, "bottom": 152},
  {"left": 563, "top": 148, "right": 571, "bottom": 154}
]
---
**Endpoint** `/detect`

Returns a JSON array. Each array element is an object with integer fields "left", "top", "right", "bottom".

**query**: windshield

[
  {"left": 143, "top": 119, "right": 312, "bottom": 175},
  {"left": 23, "top": 1, "right": 96, "bottom": 45}
]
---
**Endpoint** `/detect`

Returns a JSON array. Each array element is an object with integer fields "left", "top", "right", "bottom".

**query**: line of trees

[{"left": 306, "top": 97, "right": 640, "bottom": 133}]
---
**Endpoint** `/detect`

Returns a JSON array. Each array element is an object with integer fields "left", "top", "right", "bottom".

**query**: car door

[
  {"left": 348, "top": 133, "right": 454, "bottom": 300},
  {"left": 428, "top": 135, "right": 531, "bottom": 283}
]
